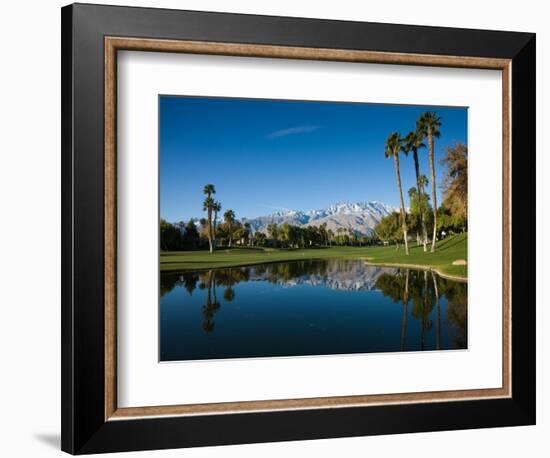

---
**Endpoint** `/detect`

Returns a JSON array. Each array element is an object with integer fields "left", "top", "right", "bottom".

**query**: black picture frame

[{"left": 61, "top": 3, "right": 536, "bottom": 454}]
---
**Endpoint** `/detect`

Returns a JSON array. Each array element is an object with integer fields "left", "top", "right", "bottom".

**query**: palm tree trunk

[
  {"left": 212, "top": 271, "right": 217, "bottom": 303},
  {"left": 213, "top": 210, "right": 218, "bottom": 248},
  {"left": 422, "top": 271, "right": 428, "bottom": 350},
  {"left": 207, "top": 272, "right": 212, "bottom": 305},
  {"left": 413, "top": 150, "right": 420, "bottom": 188},
  {"left": 414, "top": 150, "right": 428, "bottom": 253},
  {"left": 393, "top": 154, "right": 409, "bottom": 255},
  {"left": 432, "top": 271, "right": 441, "bottom": 351},
  {"left": 422, "top": 213, "right": 427, "bottom": 252},
  {"left": 428, "top": 132, "right": 438, "bottom": 252},
  {"left": 400, "top": 270, "right": 409, "bottom": 351},
  {"left": 207, "top": 208, "right": 213, "bottom": 253}
]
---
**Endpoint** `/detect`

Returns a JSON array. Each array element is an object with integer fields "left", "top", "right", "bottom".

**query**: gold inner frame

[{"left": 104, "top": 37, "right": 512, "bottom": 421}]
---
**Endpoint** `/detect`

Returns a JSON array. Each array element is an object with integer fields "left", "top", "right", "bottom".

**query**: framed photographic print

[{"left": 61, "top": 3, "right": 536, "bottom": 454}]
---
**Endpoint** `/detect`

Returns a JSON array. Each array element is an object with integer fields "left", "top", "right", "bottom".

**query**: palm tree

[
  {"left": 417, "top": 112, "right": 442, "bottom": 252},
  {"left": 403, "top": 130, "right": 428, "bottom": 251},
  {"left": 320, "top": 222, "right": 328, "bottom": 246},
  {"left": 244, "top": 222, "right": 252, "bottom": 246},
  {"left": 202, "top": 184, "right": 216, "bottom": 253},
  {"left": 223, "top": 209, "right": 236, "bottom": 247},
  {"left": 203, "top": 183, "right": 216, "bottom": 197},
  {"left": 349, "top": 228, "right": 358, "bottom": 246},
  {"left": 202, "top": 196, "right": 215, "bottom": 253},
  {"left": 418, "top": 174, "right": 428, "bottom": 195},
  {"left": 212, "top": 201, "right": 221, "bottom": 248},
  {"left": 327, "top": 229, "right": 334, "bottom": 246},
  {"left": 385, "top": 132, "right": 409, "bottom": 255},
  {"left": 336, "top": 227, "right": 344, "bottom": 246}
]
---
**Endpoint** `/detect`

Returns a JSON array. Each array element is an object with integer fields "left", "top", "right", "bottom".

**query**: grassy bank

[
  {"left": 161, "top": 246, "right": 371, "bottom": 272},
  {"left": 161, "top": 233, "right": 467, "bottom": 279},
  {"left": 363, "top": 233, "right": 467, "bottom": 280}
]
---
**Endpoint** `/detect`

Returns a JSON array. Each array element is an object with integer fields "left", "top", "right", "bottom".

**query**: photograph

[
  {"left": 159, "top": 96, "right": 469, "bottom": 361},
  {"left": 51, "top": 2, "right": 537, "bottom": 454}
]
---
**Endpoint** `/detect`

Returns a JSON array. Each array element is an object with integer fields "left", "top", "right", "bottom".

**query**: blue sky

[{"left": 160, "top": 96, "right": 467, "bottom": 222}]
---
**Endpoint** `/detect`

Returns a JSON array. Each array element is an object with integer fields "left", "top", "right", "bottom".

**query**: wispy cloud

[{"left": 265, "top": 125, "right": 320, "bottom": 139}]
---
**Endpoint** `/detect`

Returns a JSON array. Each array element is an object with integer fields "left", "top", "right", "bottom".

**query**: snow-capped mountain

[
  {"left": 243, "top": 201, "right": 396, "bottom": 236},
  {"left": 256, "top": 263, "right": 398, "bottom": 292}
]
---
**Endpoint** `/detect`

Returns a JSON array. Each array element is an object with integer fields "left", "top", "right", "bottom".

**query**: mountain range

[
  {"left": 254, "top": 263, "right": 398, "bottom": 292},
  {"left": 241, "top": 201, "right": 397, "bottom": 236}
]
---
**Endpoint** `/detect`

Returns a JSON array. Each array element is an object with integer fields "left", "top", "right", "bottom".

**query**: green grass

[
  {"left": 160, "top": 233, "right": 467, "bottom": 280},
  {"left": 363, "top": 233, "right": 467, "bottom": 279},
  {"left": 161, "top": 246, "right": 370, "bottom": 272}
]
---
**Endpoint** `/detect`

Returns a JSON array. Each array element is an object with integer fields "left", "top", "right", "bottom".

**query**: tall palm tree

[
  {"left": 223, "top": 209, "right": 235, "bottom": 247},
  {"left": 212, "top": 201, "right": 221, "bottom": 248},
  {"left": 385, "top": 132, "right": 409, "bottom": 255},
  {"left": 203, "top": 196, "right": 215, "bottom": 253},
  {"left": 403, "top": 130, "right": 428, "bottom": 251},
  {"left": 417, "top": 112, "right": 442, "bottom": 252},
  {"left": 202, "top": 184, "right": 216, "bottom": 253},
  {"left": 403, "top": 130, "right": 426, "bottom": 192}
]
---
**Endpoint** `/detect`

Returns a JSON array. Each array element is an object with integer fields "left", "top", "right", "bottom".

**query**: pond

[{"left": 160, "top": 259, "right": 467, "bottom": 361}]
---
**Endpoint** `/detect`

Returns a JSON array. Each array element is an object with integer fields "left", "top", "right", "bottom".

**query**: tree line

[
  {"left": 160, "top": 184, "right": 251, "bottom": 252},
  {"left": 263, "top": 222, "right": 378, "bottom": 248},
  {"left": 161, "top": 209, "right": 380, "bottom": 251},
  {"left": 376, "top": 112, "right": 467, "bottom": 254}
]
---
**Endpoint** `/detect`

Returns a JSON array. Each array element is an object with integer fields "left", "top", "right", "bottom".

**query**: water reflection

[{"left": 160, "top": 259, "right": 467, "bottom": 361}]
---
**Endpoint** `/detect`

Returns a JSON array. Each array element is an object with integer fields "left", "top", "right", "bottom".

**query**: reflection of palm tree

[
  {"left": 400, "top": 269, "right": 410, "bottom": 351},
  {"left": 202, "top": 270, "right": 221, "bottom": 333},
  {"left": 223, "top": 287, "right": 235, "bottom": 302},
  {"left": 375, "top": 269, "right": 412, "bottom": 351},
  {"left": 432, "top": 271, "right": 441, "bottom": 350},
  {"left": 409, "top": 270, "right": 435, "bottom": 350},
  {"left": 368, "top": 267, "right": 455, "bottom": 351},
  {"left": 420, "top": 271, "right": 435, "bottom": 350},
  {"left": 442, "top": 279, "right": 468, "bottom": 348},
  {"left": 183, "top": 273, "right": 198, "bottom": 295}
]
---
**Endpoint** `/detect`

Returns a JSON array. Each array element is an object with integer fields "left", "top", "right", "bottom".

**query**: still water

[{"left": 160, "top": 259, "right": 467, "bottom": 361}]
